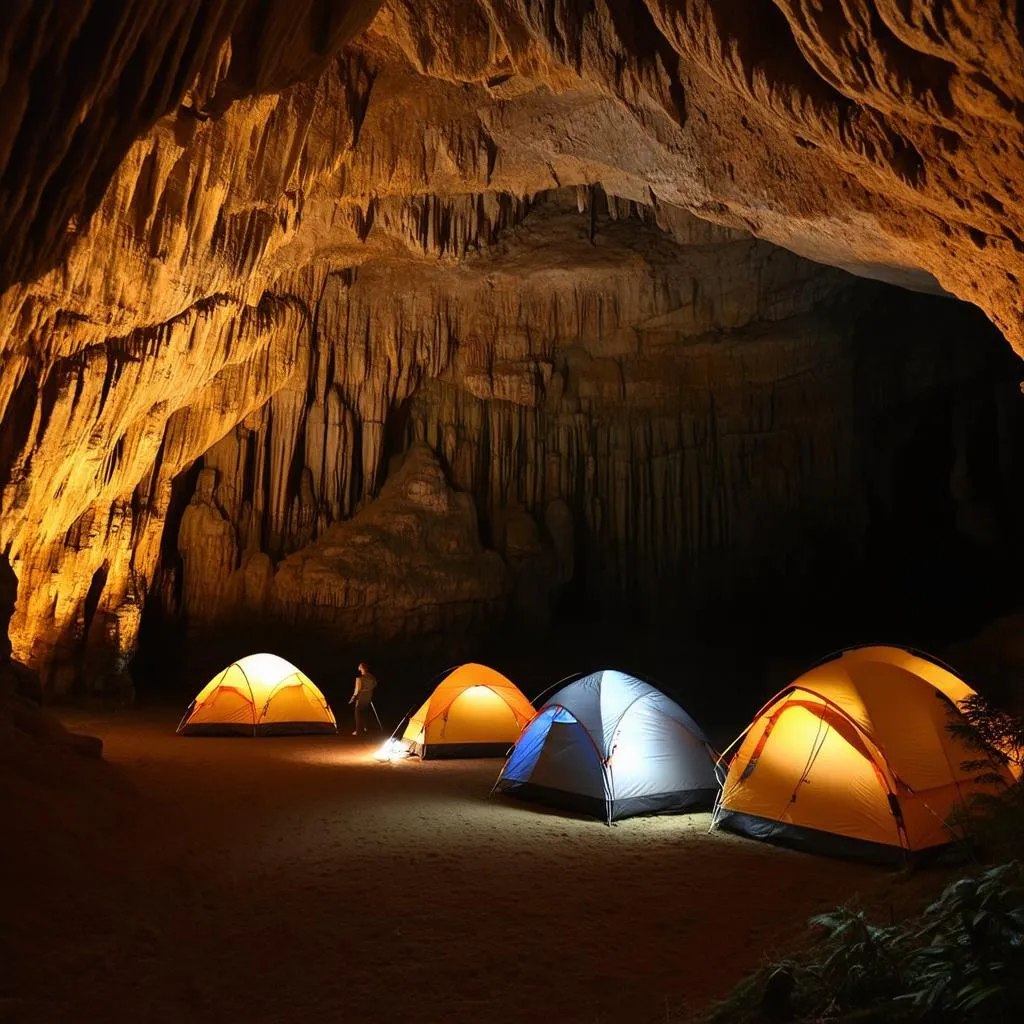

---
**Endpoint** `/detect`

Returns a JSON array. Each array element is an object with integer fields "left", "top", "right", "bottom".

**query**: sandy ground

[{"left": 3, "top": 711, "right": 933, "bottom": 1024}]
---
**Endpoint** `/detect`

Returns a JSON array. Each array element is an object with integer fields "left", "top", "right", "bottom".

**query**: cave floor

[{"left": 5, "top": 711, "right": 938, "bottom": 1023}]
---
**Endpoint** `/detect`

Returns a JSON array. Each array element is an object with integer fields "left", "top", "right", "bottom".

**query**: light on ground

[{"left": 374, "top": 738, "right": 410, "bottom": 761}]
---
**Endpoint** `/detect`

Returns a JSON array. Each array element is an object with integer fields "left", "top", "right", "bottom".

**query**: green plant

[
  {"left": 948, "top": 693, "right": 1024, "bottom": 784},
  {"left": 944, "top": 695, "right": 1024, "bottom": 858},
  {"left": 806, "top": 907, "right": 906, "bottom": 1008},
  {"left": 899, "top": 862, "right": 1024, "bottom": 1018},
  {"left": 701, "top": 863, "right": 1024, "bottom": 1023}
]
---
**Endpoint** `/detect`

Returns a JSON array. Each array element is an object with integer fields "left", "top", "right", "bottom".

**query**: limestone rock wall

[
  {"left": 176, "top": 441, "right": 516, "bottom": 644},
  {"left": 171, "top": 192, "right": 1022, "bottom": 662},
  {"left": 407, "top": 297, "right": 1024, "bottom": 617},
  {"left": 0, "top": 1, "right": 1019, "bottom": 691},
  {"left": 271, "top": 442, "right": 511, "bottom": 640},
  {"left": 170, "top": 192, "right": 851, "bottom": 645},
  {"left": 0, "top": 0, "right": 382, "bottom": 294}
]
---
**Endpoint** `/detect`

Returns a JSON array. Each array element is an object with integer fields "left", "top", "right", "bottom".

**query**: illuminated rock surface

[
  {"left": 0, "top": 2, "right": 1020, "bottom": 693},
  {"left": 183, "top": 441, "right": 514, "bottom": 644}
]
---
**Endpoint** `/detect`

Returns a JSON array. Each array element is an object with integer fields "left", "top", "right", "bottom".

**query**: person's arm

[{"left": 349, "top": 676, "right": 361, "bottom": 703}]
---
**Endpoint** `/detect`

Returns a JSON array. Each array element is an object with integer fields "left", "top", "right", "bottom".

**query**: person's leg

[{"left": 352, "top": 703, "right": 361, "bottom": 735}]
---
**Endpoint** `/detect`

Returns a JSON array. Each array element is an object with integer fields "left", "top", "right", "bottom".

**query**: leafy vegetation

[
  {"left": 702, "top": 863, "right": 1024, "bottom": 1023},
  {"left": 949, "top": 692, "right": 1024, "bottom": 782},
  {"left": 947, "top": 693, "right": 1024, "bottom": 861}
]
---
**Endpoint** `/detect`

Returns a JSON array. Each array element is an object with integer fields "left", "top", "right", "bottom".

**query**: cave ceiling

[{"left": 0, "top": 1, "right": 1020, "bottom": 687}]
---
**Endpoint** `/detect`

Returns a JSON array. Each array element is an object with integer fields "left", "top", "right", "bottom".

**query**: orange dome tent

[
  {"left": 177, "top": 653, "right": 337, "bottom": 736},
  {"left": 713, "top": 645, "right": 1017, "bottom": 861},
  {"left": 396, "top": 664, "right": 534, "bottom": 759}
]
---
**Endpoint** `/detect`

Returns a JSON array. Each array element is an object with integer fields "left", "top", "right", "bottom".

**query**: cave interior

[
  {"left": 2, "top": 2, "right": 1024, "bottom": 1022},
  {"left": 0, "top": 2, "right": 1022, "bottom": 723}
]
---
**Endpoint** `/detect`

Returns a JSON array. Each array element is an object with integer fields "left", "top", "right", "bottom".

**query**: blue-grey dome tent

[{"left": 494, "top": 670, "right": 720, "bottom": 823}]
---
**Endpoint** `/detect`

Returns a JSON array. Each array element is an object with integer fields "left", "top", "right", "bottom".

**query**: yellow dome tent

[
  {"left": 396, "top": 664, "right": 535, "bottom": 759},
  {"left": 713, "top": 645, "right": 1017, "bottom": 861},
  {"left": 177, "top": 653, "right": 337, "bottom": 736}
]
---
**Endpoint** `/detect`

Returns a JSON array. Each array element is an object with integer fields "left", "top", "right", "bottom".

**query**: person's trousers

[{"left": 353, "top": 701, "right": 372, "bottom": 731}]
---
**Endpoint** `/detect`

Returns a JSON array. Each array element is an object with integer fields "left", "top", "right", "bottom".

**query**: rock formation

[
  {"left": 170, "top": 190, "right": 1021, "bottom": 668},
  {"left": 271, "top": 443, "right": 513, "bottom": 638},
  {"left": 0, "top": 2, "right": 1020, "bottom": 693},
  {"left": 179, "top": 440, "right": 538, "bottom": 643},
  {"left": 0, "top": 553, "right": 103, "bottom": 775}
]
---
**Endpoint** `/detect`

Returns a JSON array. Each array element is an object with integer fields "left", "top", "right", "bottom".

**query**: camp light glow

[{"left": 375, "top": 738, "right": 409, "bottom": 761}]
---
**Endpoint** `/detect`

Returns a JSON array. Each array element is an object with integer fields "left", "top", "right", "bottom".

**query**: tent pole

[
  {"left": 175, "top": 701, "right": 196, "bottom": 735},
  {"left": 712, "top": 727, "right": 748, "bottom": 775},
  {"left": 377, "top": 700, "right": 420, "bottom": 756},
  {"left": 530, "top": 671, "right": 586, "bottom": 708},
  {"left": 491, "top": 739, "right": 519, "bottom": 795}
]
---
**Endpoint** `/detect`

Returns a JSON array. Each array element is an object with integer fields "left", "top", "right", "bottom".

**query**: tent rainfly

[
  {"left": 495, "top": 669, "right": 720, "bottom": 823},
  {"left": 395, "top": 664, "right": 534, "bottom": 759},
  {"left": 177, "top": 653, "right": 337, "bottom": 736},
  {"left": 713, "top": 645, "right": 1018, "bottom": 861}
]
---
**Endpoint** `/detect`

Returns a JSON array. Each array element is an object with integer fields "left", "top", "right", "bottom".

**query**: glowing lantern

[{"left": 374, "top": 737, "right": 411, "bottom": 762}]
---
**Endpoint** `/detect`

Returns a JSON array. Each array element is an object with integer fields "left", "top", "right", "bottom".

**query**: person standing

[{"left": 349, "top": 662, "right": 377, "bottom": 735}]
